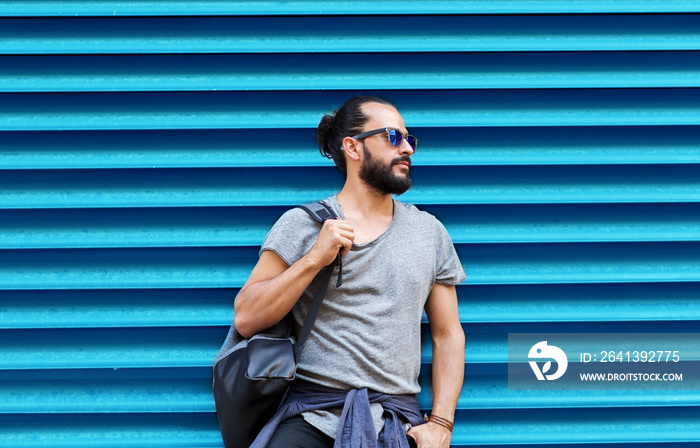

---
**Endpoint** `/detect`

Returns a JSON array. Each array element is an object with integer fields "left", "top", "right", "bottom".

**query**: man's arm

[
  {"left": 407, "top": 283, "right": 465, "bottom": 448},
  {"left": 234, "top": 218, "right": 354, "bottom": 339}
]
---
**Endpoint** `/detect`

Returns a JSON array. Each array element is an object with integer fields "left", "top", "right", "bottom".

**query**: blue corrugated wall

[{"left": 1, "top": 2, "right": 700, "bottom": 446}]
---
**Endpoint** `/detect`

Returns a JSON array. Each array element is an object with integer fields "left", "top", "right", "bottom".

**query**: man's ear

[{"left": 341, "top": 136, "right": 362, "bottom": 162}]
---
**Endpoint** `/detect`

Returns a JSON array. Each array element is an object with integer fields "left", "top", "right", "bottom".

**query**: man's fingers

[
  {"left": 339, "top": 239, "right": 353, "bottom": 256},
  {"left": 323, "top": 220, "right": 355, "bottom": 247},
  {"left": 323, "top": 219, "right": 354, "bottom": 233},
  {"left": 312, "top": 219, "right": 355, "bottom": 265}
]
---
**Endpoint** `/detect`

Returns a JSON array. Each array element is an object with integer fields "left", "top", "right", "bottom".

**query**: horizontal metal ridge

[
  {"left": 0, "top": 289, "right": 233, "bottom": 329},
  {"left": 3, "top": 89, "right": 700, "bottom": 131},
  {"left": 430, "top": 203, "right": 700, "bottom": 243},
  {"left": 0, "top": 247, "right": 257, "bottom": 290},
  {"left": 0, "top": 207, "right": 283, "bottom": 249},
  {"left": 1, "top": 165, "right": 700, "bottom": 209},
  {"left": 2, "top": 242, "right": 700, "bottom": 289},
  {"left": 451, "top": 444, "right": 700, "bottom": 448},
  {"left": 0, "top": 413, "right": 221, "bottom": 447},
  {"left": 0, "top": 377, "right": 214, "bottom": 414},
  {"left": 0, "top": 327, "right": 227, "bottom": 370},
  {"left": 0, "top": 129, "right": 329, "bottom": 169},
  {"left": 456, "top": 320, "right": 700, "bottom": 364},
  {"left": 420, "top": 373, "right": 700, "bottom": 410},
  {"left": 457, "top": 283, "right": 700, "bottom": 323},
  {"left": 448, "top": 407, "right": 700, "bottom": 445},
  {"left": 1, "top": 15, "right": 700, "bottom": 54},
  {"left": 2, "top": 1, "right": 699, "bottom": 16},
  {"left": 3, "top": 52, "right": 700, "bottom": 92},
  {"left": 3, "top": 126, "right": 700, "bottom": 169},
  {"left": 2, "top": 203, "right": 700, "bottom": 250},
  {"left": 462, "top": 241, "right": 700, "bottom": 285},
  {"left": 1, "top": 409, "right": 697, "bottom": 447}
]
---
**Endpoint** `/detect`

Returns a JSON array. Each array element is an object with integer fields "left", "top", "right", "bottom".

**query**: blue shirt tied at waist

[{"left": 250, "top": 381, "right": 425, "bottom": 448}]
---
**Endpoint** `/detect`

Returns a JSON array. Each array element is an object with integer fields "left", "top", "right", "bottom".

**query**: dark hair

[{"left": 316, "top": 95, "right": 395, "bottom": 176}]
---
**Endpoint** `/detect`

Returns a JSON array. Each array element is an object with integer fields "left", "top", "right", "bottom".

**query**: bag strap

[
  {"left": 296, "top": 201, "right": 343, "bottom": 288},
  {"left": 297, "top": 201, "right": 337, "bottom": 223},
  {"left": 295, "top": 201, "right": 342, "bottom": 349}
]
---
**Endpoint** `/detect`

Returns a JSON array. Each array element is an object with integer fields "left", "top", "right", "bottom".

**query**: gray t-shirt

[{"left": 260, "top": 195, "right": 465, "bottom": 437}]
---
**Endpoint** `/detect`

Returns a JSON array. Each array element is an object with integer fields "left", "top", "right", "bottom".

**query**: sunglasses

[{"left": 350, "top": 127, "right": 418, "bottom": 152}]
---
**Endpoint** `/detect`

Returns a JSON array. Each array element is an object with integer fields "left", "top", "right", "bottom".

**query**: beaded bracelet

[{"left": 423, "top": 413, "right": 454, "bottom": 432}]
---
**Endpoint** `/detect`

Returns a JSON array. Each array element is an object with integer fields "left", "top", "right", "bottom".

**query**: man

[{"left": 234, "top": 96, "right": 466, "bottom": 448}]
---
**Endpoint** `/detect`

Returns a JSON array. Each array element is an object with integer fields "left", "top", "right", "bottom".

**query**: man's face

[
  {"left": 359, "top": 145, "right": 412, "bottom": 195},
  {"left": 356, "top": 103, "right": 415, "bottom": 195}
]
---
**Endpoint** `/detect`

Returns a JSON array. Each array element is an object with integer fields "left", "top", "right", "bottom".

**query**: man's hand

[
  {"left": 234, "top": 218, "right": 353, "bottom": 338},
  {"left": 307, "top": 218, "right": 354, "bottom": 268},
  {"left": 407, "top": 422, "right": 451, "bottom": 448}
]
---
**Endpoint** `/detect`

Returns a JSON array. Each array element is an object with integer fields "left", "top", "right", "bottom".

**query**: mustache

[{"left": 391, "top": 156, "right": 412, "bottom": 168}]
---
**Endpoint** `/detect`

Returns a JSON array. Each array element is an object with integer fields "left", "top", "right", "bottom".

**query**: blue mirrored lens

[
  {"left": 385, "top": 129, "right": 417, "bottom": 151},
  {"left": 406, "top": 136, "right": 417, "bottom": 151},
  {"left": 387, "top": 129, "right": 402, "bottom": 147}
]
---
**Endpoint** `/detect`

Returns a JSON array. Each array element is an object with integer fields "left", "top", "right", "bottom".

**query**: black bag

[{"left": 213, "top": 202, "right": 341, "bottom": 448}]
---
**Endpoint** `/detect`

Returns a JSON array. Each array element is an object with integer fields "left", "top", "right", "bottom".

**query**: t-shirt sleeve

[
  {"left": 260, "top": 207, "right": 320, "bottom": 267},
  {"left": 433, "top": 218, "right": 466, "bottom": 285}
]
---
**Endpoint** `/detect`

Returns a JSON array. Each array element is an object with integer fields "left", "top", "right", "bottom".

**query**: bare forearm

[
  {"left": 430, "top": 330, "right": 465, "bottom": 420},
  {"left": 234, "top": 254, "right": 323, "bottom": 338},
  {"left": 407, "top": 328, "right": 464, "bottom": 448}
]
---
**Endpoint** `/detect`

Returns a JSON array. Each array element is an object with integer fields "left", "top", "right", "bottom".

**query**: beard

[{"left": 359, "top": 146, "right": 412, "bottom": 195}]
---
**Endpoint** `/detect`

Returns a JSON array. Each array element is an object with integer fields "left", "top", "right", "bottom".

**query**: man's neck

[{"left": 337, "top": 182, "right": 393, "bottom": 221}]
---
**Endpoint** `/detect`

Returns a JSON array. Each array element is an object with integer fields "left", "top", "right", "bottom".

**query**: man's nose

[{"left": 399, "top": 139, "right": 415, "bottom": 155}]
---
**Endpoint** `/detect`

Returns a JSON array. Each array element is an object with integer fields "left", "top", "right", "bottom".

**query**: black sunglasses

[{"left": 350, "top": 127, "right": 418, "bottom": 152}]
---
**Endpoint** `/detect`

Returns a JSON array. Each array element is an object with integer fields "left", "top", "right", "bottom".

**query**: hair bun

[{"left": 316, "top": 113, "right": 337, "bottom": 159}]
